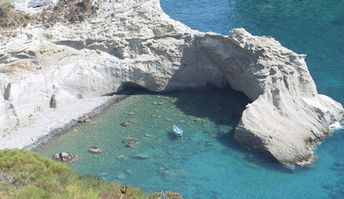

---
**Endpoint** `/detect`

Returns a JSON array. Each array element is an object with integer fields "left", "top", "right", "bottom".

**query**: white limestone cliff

[
  {"left": 201, "top": 31, "right": 343, "bottom": 166},
  {"left": 0, "top": 0, "right": 343, "bottom": 167}
]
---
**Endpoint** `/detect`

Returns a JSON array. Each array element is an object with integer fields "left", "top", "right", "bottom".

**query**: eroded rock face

[
  {"left": 1, "top": 0, "right": 343, "bottom": 167},
  {"left": 200, "top": 30, "right": 343, "bottom": 166}
]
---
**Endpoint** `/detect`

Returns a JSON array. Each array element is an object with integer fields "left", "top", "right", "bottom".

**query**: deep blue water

[{"left": 37, "top": 1, "right": 344, "bottom": 199}]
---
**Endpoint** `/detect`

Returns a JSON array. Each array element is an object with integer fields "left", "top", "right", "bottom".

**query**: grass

[{"left": 0, "top": 149, "right": 182, "bottom": 199}]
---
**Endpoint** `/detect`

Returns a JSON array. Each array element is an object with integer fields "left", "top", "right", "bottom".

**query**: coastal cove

[
  {"left": 34, "top": 87, "right": 340, "bottom": 199},
  {"left": 36, "top": 89, "right": 344, "bottom": 199},
  {"left": 34, "top": 0, "right": 344, "bottom": 198},
  {"left": 1, "top": 0, "right": 343, "bottom": 198}
]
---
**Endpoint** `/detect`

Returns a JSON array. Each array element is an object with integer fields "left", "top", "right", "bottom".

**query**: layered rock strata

[{"left": 0, "top": 0, "right": 343, "bottom": 166}]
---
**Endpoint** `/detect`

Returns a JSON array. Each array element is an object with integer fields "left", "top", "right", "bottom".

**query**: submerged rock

[
  {"left": 123, "top": 136, "right": 139, "bottom": 148},
  {"left": 88, "top": 146, "right": 102, "bottom": 154},
  {"left": 120, "top": 121, "right": 130, "bottom": 127},
  {"left": 52, "top": 152, "right": 76, "bottom": 162},
  {"left": 158, "top": 166, "right": 187, "bottom": 179},
  {"left": 133, "top": 153, "right": 150, "bottom": 159},
  {"left": 144, "top": 133, "right": 152, "bottom": 137},
  {"left": 116, "top": 173, "right": 127, "bottom": 180},
  {"left": 116, "top": 154, "right": 127, "bottom": 161},
  {"left": 125, "top": 169, "right": 133, "bottom": 175},
  {"left": 126, "top": 111, "right": 135, "bottom": 115}
]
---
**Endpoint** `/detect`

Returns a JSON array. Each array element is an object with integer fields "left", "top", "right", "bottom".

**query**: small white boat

[{"left": 173, "top": 125, "right": 183, "bottom": 137}]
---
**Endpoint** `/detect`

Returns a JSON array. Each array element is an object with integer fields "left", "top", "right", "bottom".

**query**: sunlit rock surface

[{"left": 11, "top": 0, "right": 59, "bottom": 12}]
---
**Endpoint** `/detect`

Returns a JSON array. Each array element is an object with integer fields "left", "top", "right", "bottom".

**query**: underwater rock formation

[
  {"left": 0, "top": 0, "right": 343, "bottom": 166},
  {"left": 52, "top": 152, "right": 75, "bottom": 162}
]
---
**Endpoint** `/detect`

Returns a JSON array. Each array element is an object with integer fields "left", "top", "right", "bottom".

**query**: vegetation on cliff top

[
  {"left": 0, "top": 0, "right": 97, "bottom": 29},
  {"left": 40, "top": 0, "right": 98, "bottom": 25},
  {"left": 0, "top": 0, "right": 33, "bottom": 28},
  {"left": 0, "top": 149, "right": 182, "bottom": 199}
]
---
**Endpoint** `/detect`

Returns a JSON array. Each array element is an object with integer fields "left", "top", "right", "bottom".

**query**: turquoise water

[
  {"left": 36, "top": 89, "right": 343, "bottom": 199},
  {"left": 160, "top": 0, "right": 344, "bottom": 198},
  {"left": 37, "top": 89, "right": 257, "bottom": 198},
  {"left": 36, "top": 1, "right": 344, "bottom": 198}
]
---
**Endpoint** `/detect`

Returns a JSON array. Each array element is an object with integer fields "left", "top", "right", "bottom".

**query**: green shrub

[{"left": 0, "top": 149, "right": 183, "bottom": 199}]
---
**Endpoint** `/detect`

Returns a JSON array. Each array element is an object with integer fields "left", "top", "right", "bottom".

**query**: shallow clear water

[{"left": 37, "top": 1, "right": 344, "bottom": 198}]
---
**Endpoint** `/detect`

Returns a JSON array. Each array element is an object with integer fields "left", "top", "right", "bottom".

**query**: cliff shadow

[
  {"left": 163, "top": 37, "right": 250, "bottom": 126},
  {"left": 215, "top": 130, "right": 294, "bottom": 173},
  {"left": 166, "top": 87, "right": 249, "bottom": 126}
]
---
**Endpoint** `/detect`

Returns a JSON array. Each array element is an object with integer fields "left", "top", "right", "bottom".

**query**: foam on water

[{"left": 329, "top": 122, "right": 344, "bottom": 132}]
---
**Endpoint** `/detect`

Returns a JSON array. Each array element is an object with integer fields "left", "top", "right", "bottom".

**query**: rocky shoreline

[
  {"left": 0, "top": 95, "right": 129, "bottom": 150},
  {"left": 0, "top": 0, "right": 343, "bottom": 167}
]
